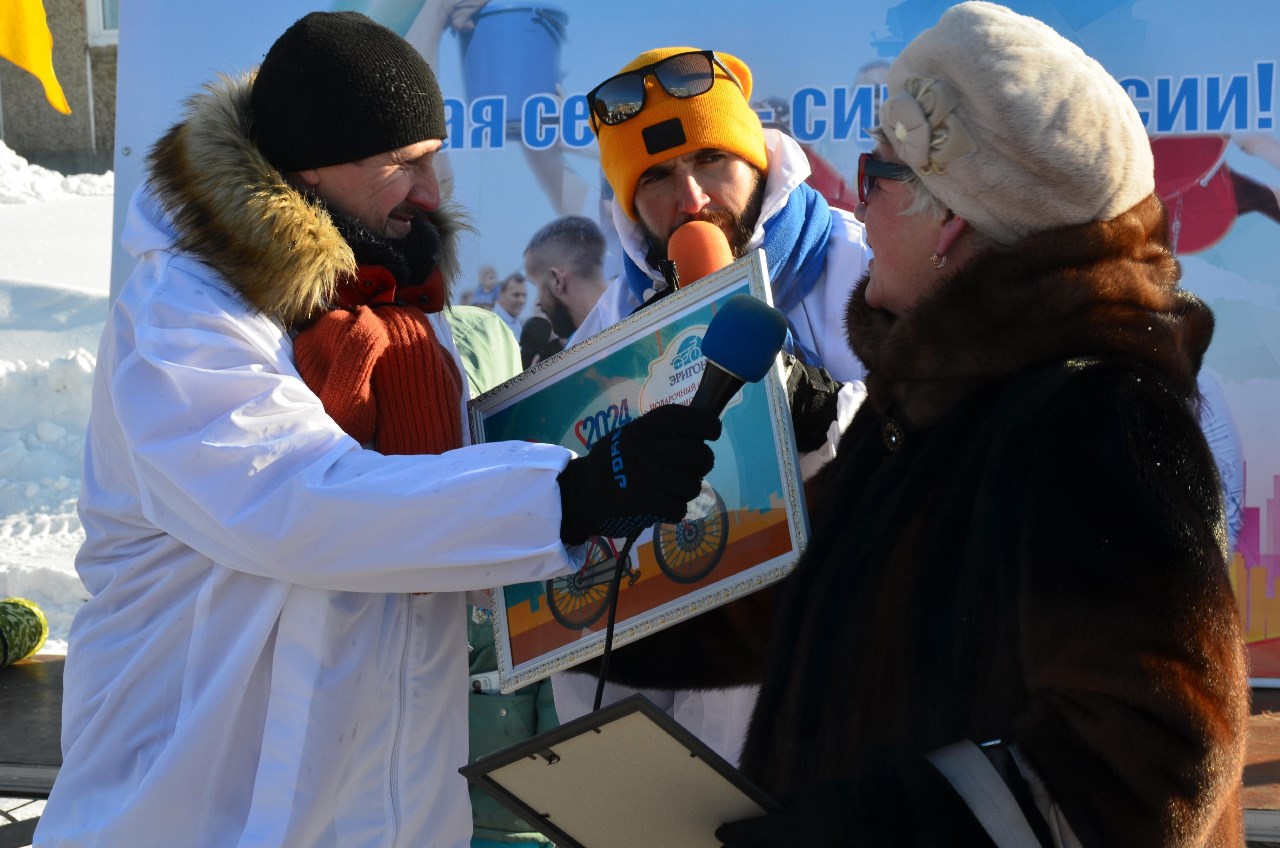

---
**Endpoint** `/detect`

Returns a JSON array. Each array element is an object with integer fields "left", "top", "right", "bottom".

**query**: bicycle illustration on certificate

[{"left": 468, "top": 251, "right": 809, "bottom": 692}]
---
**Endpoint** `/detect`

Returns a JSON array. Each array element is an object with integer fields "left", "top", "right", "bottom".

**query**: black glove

[
  {"left": 783, "top": 354, "right": 842, "bottom": 452},
  {"left": 558, "top": 403, "right": 721, "bottom": 545}
]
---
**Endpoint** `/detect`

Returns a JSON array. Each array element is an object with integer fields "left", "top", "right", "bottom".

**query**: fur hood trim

[
  {"left": 146, "top": 71, "right": 466, "bottom": 328},
  {"left": 847, "top": 194, "right": 1213, "bottom": 428}
]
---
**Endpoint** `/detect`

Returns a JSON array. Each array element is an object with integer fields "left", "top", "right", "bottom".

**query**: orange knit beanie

[{"left": 593, "top": 47, "right": 767, "bottom": 219}]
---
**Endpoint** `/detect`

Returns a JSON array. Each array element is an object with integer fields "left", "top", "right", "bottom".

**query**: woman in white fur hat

[
  {"left": 718, "top": 2, "right": 1249, "bottom": 845},
  {"left": 589, "top": 3, "right": 1249, "bottom": 846}
]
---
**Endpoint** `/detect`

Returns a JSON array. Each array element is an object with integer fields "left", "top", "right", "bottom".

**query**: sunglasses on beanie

[{"left": 587, "top": 50, "right": 745, "bottom": 130}]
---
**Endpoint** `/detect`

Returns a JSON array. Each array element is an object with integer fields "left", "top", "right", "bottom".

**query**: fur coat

[{"left": 597, "top": 195, "right": 1248, "bottom": 847}]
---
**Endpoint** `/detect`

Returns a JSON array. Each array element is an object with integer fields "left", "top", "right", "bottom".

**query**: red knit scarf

[{"left": 294, "top": 264, "right": 463, "bottom": 455}]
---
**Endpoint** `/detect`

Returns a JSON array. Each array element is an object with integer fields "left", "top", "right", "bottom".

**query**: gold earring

[{"left": 930, "top": 253, "right": 947, "bottom": 269}]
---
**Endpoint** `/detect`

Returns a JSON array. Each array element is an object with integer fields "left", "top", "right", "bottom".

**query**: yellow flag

[{"left": 0, "top": 0, "right": 71, "bottom": 115}]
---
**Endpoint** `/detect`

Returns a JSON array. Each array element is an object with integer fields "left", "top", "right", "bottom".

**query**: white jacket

[
  {"left": 556, "top": 129, "right": 871, "bottom": 765},
  {"left": 37, "top": 77, "right": 578, "bottom": 848}
]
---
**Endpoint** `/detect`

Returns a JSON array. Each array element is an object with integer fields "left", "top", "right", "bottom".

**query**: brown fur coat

[{"left": 594, "top": 195, "right": 1248, "bottom": 847}]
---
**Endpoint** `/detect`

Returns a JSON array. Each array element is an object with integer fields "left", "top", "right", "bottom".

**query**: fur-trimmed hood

[
  {"left": 847, "top": 194, "right": 1213, "bottom": 428},
  {"left": 143, "top": 71, "right": 465, "bottom": 328}
]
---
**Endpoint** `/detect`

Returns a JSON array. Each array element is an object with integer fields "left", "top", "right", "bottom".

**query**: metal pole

[{"left": 85, "top": 47, "right": 97, "bottom": 153}]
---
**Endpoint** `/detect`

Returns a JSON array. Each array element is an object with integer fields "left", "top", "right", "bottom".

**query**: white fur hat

[{"left": 877, "top": 1, "right": 1153, "bottom": 244}]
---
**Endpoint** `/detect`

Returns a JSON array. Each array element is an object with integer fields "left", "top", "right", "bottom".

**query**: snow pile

[
  {"left": 0, "top": 141, "right": 113, "bottom": 203},
  {"left": 0, "top": 140, "right": 114, "bottom": 650}
]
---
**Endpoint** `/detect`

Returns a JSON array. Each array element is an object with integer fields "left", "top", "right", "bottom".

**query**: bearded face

[
  {"left": 545, "top": 294, "right": 579, "bottom": 339},
  {"left": 640, "top": 170, "right": 764, "bottom": 271}
]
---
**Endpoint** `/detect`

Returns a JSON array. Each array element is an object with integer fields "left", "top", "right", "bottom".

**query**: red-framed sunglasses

[
  {"left": 586, "top": 50, "right": 744, "bottom": 131},
  {"left": 857, "top": 152, "right": 914, "bottom": 204}
]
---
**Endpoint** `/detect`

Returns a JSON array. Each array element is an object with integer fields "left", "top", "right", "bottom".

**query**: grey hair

[
  {"left": 868, "top": 124, "right": 950, "bottom": 221},
  {"left": 900, "top": 167, "right": 1002, "bottom": 256},
  {"left": 868, "top": 125, "right": 1000, "bottom": 253},
  {"left": 899, "top": 168, "right": 949, "bottom": 220}
]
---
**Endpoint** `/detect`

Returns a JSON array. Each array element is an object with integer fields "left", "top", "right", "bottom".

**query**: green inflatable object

[{"left": 0, "top": 597, "right": 49, "bottom": 667}]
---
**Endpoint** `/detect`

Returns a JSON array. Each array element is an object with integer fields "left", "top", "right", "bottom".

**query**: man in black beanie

[
  {"left": 36, "top": 11, "right": 721, "bottom": 848},
  {"left": 252, "top": 12, "right": 446, "bottom": 177}
]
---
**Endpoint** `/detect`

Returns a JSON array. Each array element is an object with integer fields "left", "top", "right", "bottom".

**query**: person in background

[
  {"left": 553, "top": 44, "right": 872, "bottom": 766},
  {"left": 493, "top": 272, "right": 528, "bottom": 338},
  {"left": 590, "top": 5, "right": 1248, "bottom": 845},
  {"left": 36, "top": 12, "right": 719, "bottom": 847},
  {"left": 447, "top": 303, "right": 520, "bottom": 393},
  {"left": 470, "top": 263, "right": 500, "bottom": 309},
  {"left": 522, "top": 215, "right": 610, "bottom": 342},
  {"left": 518, "top": 308, "right": 565, "bottom": 370}
]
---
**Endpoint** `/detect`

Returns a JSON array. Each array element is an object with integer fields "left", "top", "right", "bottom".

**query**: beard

[
  {"left": 546, "top": 296, "right": 579, "bottom": 339},
  {"left": 641, "top": 172, "right": 765, "bottom": 269}
]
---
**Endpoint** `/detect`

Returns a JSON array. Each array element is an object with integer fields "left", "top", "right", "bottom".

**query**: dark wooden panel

[{"left": 0, "top": 656, "right": 62, "bottom": 798}]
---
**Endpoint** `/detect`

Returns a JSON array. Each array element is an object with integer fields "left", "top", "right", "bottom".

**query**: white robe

[{"left": 37, "top": 187, "right": 580, "bottom": 848}]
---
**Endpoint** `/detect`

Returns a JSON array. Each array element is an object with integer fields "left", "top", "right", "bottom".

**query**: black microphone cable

[
  {"left": 587, "top": 294, "right": 791, "bottom": 712},
  {"left": 592, "top": 527, "right": 643, "bottom": 712}
]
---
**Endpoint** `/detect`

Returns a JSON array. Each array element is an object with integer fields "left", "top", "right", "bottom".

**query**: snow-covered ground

[{"left": 0, "top": 141, "right": 114, "bottom": 655}]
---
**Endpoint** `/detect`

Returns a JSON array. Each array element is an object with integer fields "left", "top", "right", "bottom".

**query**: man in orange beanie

[
  {"left": 39, "top": 13, "right": 722, "bottom": 848},
  {"left": 573, "top": 47, "right": 869, "bottom": 378},
  {"left": 552, "top": 46, "right": 874, "bottom": 768}
]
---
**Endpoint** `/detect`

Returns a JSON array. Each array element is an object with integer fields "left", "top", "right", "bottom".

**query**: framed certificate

[
  {"left": 460, "top": 694, "right": 780, "bottom": 848},
  {"left": 469, "top": 251, "right": 808, "bottom": 691}
]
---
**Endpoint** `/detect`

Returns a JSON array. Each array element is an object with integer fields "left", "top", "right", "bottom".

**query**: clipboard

[{"left": 460, "top": 694, "right": 781, "bottom": 848}]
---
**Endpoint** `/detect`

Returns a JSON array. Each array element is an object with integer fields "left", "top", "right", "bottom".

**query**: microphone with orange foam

[{"left": 667, "top": 220, "right": 735, "bottom": 288}]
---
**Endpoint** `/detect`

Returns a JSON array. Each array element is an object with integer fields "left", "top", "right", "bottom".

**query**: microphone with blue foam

[
  {"left": 689, "top": 293, "right": 790, "bottom": 417},
  {"left": 664, "top": 221, "right": 793, "bottom": 411},
  {"left": 589, "top": 293, "right": 789, "bottom": 711},
  {"left": 593, "top": 294, "right": 790, "bottom": 541}
]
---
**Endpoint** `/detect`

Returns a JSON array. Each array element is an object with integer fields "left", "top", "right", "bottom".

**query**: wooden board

[{"left": 0, "top": 656, "right": 62, "bottom": 798}]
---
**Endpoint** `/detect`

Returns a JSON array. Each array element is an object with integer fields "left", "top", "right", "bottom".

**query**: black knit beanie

[{"left": 251, "top": 11, "right": 446, "bottom": 172}]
